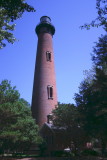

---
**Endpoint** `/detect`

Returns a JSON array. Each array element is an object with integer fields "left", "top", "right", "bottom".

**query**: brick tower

[{"left": 31, "top": 16, "right": 57, "bottom": 127}]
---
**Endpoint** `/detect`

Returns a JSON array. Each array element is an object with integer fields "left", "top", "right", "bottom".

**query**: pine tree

[{"left": 75, "top": 34, "right": 107, "bottom": 155}]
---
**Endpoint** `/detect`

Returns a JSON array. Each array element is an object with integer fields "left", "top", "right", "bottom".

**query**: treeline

[
  {"left": 52, "top": 0, "right": 107, "bottom": 156},
  {"left": 0, "top": 80, "right": 42, "bottom": 154},
  {"left": 52, "top": 29, "right": 107, "bottom": 157}
]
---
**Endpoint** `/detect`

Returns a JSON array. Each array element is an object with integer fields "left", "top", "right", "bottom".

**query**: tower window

[
  {"left": 46, "top": 51, "right": 51, "bottom": 61},
  {"left": 47, "top": 85, "right": 53, "bottom": 99}
]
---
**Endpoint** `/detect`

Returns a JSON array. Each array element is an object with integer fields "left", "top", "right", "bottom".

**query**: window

[
  {"left": 47, "top": 114, "right": 53, "bottom": 124},
  {"left": 47, "top": 85, "right": 53, "bottom": 99},
  {"left": 46, "top": 51, "right": 51, "bottom": 61}
]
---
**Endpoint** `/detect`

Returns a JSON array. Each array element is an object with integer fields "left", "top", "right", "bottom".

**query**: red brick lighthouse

[{"left": 31, "top": 16, "right": 58, "bottom": 127}]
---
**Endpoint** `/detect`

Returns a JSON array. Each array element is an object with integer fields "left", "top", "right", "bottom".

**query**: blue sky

[{"left": 0, "top": 0, "right": 106, "bottom": 104}]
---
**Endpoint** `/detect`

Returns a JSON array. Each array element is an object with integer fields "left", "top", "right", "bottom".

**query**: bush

[
  {"left": 51, "top": 150, "right": 72, "bottom": 157},
  {"left": 81, "top": 149, "right": 99, "bottom": 156}
]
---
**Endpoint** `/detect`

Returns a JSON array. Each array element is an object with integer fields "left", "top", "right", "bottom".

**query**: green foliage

[
  {"left": 81, "top": 0, "right": 107, "bottom": 31},
  {"left": 83, "top": 68, "right": 96, "bottom": 84},
  {"left": 75, "top": 34, "right": 107, "bottom": 154},
  {"left": 92, "top": 35, "right": 107, "bottom": 69},
  {"left": 0, "top": 0, "right": 35, "bottom": 21},
  {"left": 0, "top": 80, "right": 20, "bottom": 104},
  {"left": 0, "top": 80, "right": 41, "bottom": 153},
  {"left": 52, "top": 103, "right": 86, "bottom": 153},
  {"left": 52, "top": 103, "right": 78, "bottom": 128},
  {"left": 0, "top": 0, "right": 35, "bottom": 49},
  {"left": 81, "top": 149, "right": 99, "bottom": 156},
  {"left": 0, "top": 8, "right": 16, "bottom": 49},
  {"left": 51, "top": 150, "right": 72, "bottom": 157}
]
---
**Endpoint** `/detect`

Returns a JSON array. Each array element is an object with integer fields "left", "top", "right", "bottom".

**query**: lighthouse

[{"left": 31, "top": 16, "right": 58, "bottom": 126}]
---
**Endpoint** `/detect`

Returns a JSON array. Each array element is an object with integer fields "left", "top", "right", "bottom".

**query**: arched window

[
  {"left": 46, "top": 51, "right": 51, "bottom": 62},
  {"left": 47, "top": 85, "right": 53, "bottom": 99}
]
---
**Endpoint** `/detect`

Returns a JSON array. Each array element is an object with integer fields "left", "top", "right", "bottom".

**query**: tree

[
  {"left": 92, "top": 35, "right": 107, "bottom": 154},
  {"left": 75, "top": 34, "right": 107, "bottom": 155},
  {"left": 92, "top": 35, "right": 107, "bottom": 69},
  {"left": 81, "top": 0, "right": 107, "bottom": 31},
  {"left": 0, "top": 80, "right": 41, "bottom": 153},
  {"left": 52, "top": 103, "right": 86, "bottom": 154},
  {"left": 0, "top": 0, "right": 35, "bottom": 49}
]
